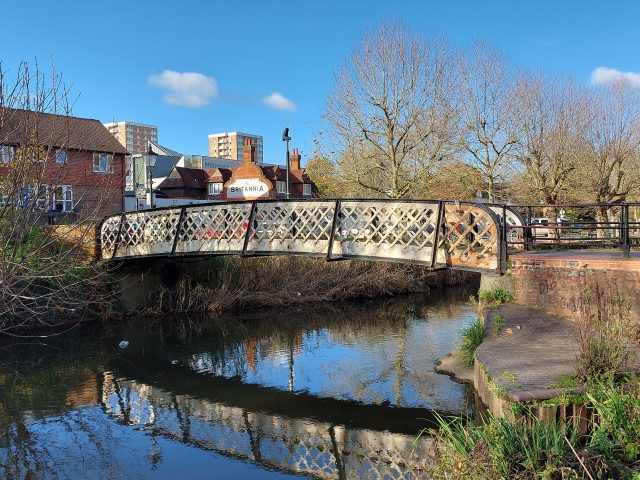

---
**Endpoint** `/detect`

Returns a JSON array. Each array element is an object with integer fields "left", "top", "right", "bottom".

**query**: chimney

[
  {"left": 243, "top": 138, "right": 255, "bottom": 163},
  {"left": 290, "top": 148, "right": 301, "bottom": 171}
]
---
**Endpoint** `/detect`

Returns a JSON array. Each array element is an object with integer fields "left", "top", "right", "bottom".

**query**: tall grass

[
  {"left": 428, "top": 379, "right": 640, "bottom": 479},
  {"left": 459, "top": 319, "right": 485, "bottom": 367}
]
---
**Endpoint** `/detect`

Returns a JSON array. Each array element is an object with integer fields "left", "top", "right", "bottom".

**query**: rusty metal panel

[{"left": 441, "top": 204, "right": 500, "bottom": 272}]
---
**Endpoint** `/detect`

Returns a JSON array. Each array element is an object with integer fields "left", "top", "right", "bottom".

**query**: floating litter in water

[{"left": 119, "top": 340, "right": 129, "bottom": 349}]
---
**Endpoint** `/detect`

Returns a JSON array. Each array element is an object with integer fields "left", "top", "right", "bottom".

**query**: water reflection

[
  {"left": 102, "top": 374, "right": 433, "bottom": 479},
  {"left": 0, "top": 284, "right": 478, "bottom": 479}
]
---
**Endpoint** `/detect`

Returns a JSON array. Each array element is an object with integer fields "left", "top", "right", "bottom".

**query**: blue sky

[{"left": 2, "top": 0, "right": 639, "bottom": 164}]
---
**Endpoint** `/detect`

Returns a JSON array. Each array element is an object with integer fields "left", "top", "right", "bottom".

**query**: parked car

[{"left": 530, "top": 217, "right": 551, "bottom": 237}]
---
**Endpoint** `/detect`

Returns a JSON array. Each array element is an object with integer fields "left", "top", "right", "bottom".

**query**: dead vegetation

[{"left": 146, "top": 256, "right": 477, "bottom": 315}]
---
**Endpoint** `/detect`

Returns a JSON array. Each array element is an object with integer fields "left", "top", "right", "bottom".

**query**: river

[{"left": 0, "top": 283, "right": 479, "bottom": 479}]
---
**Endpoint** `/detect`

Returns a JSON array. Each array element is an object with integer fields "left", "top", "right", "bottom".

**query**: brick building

[
  {"left": 0, "top": 108, "right": 129, "bottom": 220},
  {"left": 156, "top": 139, "right": 315, "bottom": 202}
]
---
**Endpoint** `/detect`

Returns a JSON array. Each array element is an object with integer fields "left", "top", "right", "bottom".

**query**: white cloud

[
  {"left": 591, "top": 67, "right": 640, "bottom": 89},
  {"left": 148, "top": 70, "right": 218, "bottom": 107},
  {"left": 263, "top": 92, "right": 297, "bottom": 111}
]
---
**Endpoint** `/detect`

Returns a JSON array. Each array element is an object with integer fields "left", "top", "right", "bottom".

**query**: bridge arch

[{"left": 100, "top": 199, "right": 508, "bottom": 273}]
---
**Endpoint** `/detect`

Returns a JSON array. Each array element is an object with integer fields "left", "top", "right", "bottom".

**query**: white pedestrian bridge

[{"left": 100, "top": 199, "right": 523, "bottom": 274}]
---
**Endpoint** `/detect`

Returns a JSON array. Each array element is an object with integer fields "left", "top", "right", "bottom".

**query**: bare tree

[
  {"left": 577, "top": 82, "right": 640, "bottom": 233},
  {"left": 0, "top": 61, "right": 116, "bottom": 332},
  {"left": 322, "top": 22, "right": 456, "bottom": 199},
  {"left": 513, "top": 74, "right": 585, "bottom": 211},
  {"left": 456, "top": 42, "right": 519, "bottom": 202}
]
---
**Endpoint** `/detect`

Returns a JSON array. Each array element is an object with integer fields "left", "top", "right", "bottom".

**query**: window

[
  {"left": 55, "top": 149, "right": 67, "bottom": 165},
  {"left": 93, "top": 153, "right": 114, "bottom": 173},
  {"left": 303, "top": 184, "right": 312, "bottom": 196},
  {"left": 276, "top": 181, "right": 287, "bottom": 194},
  {"left": 0, "top": 145, "right": 14, "bottom": 164},
  {"left": 49, "top": 186, "right": 73, "bottom": 212},
  {"left": 208, "top": 182, "right": 223, "bottom": 195}
]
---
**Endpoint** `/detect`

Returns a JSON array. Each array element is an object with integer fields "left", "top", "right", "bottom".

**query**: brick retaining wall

[{"left": 510, "top": 252, "right": 640, "bottom": 324}]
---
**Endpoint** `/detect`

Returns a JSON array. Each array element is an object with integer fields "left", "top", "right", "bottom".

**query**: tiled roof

[
  {"left": 204, "top": 168, "right": 233, "bottom": 183},
  {"left": 172, "top": 166, "right": 210, "bottom": 189},
  {"left": 0, "top": 108, "right": 129, "bottom": 154}
]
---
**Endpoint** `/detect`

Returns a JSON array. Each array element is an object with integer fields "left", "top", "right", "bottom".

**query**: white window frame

[
  {"left": 93, "top": 152, "right": 114, "bottom": 173},
  {"left": 55, "top": 148, "right": 68, "bottom": 165},
  {"left": 276, "top": 181, "right": 287, "bottom": 194},
  {"left": 303, "top": 184, "right": 312, "bottom": 196},
  {"left": 48, "top": 185, "right": 73, "bottom": 212},
  {"left": 0, "top": 145, "right": 14, "bottom": 164},
  {"left": 208, "top": 182, "right": 223, "bottom": 195}
]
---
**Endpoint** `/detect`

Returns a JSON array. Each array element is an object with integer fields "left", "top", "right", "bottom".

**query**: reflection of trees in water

[
  {"left": 131, "top": 286, "right": 477, "bottom": 409},
  {"left": 0, "top": 370, "right": 131, "bottom": 479}
]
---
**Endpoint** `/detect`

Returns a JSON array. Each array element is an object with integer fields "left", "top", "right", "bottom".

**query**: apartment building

[
  {"left": 208, "top": 132, "right": 263, "bottom": 163},
  {"left": 104, "top": 121, "right": 158, "bottom": 154}
]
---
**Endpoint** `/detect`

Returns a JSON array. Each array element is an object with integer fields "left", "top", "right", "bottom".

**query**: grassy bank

[
  {"left": 143, "top": 256, "right": 478, "bottom": 315},
  {"left": 432, "top": 282, "right": 640, "bottom": 479},
  {"left": 428, "top": 378, "right": 640, "bottom": 479}
]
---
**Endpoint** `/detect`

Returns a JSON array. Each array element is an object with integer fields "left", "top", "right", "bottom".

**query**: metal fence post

[
  {"left": 171, "top": 206, "right": 187, "bottom": 255},
  {"left": 622, "top": 202, "right": 630, "bottom": 259},
  {"left": 430, "top": 201, "right": 444, "bottom": 268},
  {"left": 241, "top": 201, "right": 258, "bottom": 257},
  {"left": 326, "top": 199, "right": 341, "bottom": 261},
  {"left": 526, "top": 206, "right": 533, "bottom": 251}
]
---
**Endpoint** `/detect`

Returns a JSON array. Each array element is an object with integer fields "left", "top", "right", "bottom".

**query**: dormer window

[
  {"left": 276, "top": 181, "right": 287, "bottom": 194},
  {"left": 303, "top": 184, "right": 312, "bottom": 196},
  {"left": 208, "top": 182, "right": 223, "bottom": 195}
]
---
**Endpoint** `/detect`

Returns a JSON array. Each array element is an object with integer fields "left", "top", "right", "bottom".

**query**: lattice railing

[{"left": 100, "top": 200, "right": 504, "bottom": 272}]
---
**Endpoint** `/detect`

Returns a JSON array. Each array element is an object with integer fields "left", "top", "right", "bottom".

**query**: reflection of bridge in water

[
  {"left": 102, "top": 373, "right": 433, "bottom": 479},
  {"left": 100, "top": 200, "right": 523, "bottom": 273}
]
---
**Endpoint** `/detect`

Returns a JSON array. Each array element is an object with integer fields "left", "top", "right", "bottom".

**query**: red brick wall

[
  {"left": 511, "top": 254, "right": 640, "bottom": 324},
  {"left": 0, "top": 150, "right": 125, "bottom": 220}
]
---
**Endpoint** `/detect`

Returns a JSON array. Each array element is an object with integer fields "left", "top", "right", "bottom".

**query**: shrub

[
  {"left": 587, "top": 379, "right": 640, "bottom": 465},
  {"left": 459, "top": 319, "right": 485, "bottom": 367},
  {"left": 575, "top": 281, "right": 636, "bottom": 383}
]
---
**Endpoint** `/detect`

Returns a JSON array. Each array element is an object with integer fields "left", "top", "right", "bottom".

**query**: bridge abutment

[
  {"left": 479, "top": 272, "right": 515, "bottom": 295},
  {"left": 113, "top": 259, "right": 184, "bottom": 312}
]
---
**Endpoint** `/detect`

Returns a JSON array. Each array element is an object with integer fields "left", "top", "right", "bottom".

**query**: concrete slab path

[{"left": 477, "top": 305, "right": 580, "bottom": 397}]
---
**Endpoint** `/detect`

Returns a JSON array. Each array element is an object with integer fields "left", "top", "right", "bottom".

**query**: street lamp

[
  {"left": 146, "top": 143, "right": 157, "bottom": 209},
  {"left": 282, "top": 127, "right": 291, "bottom": 199}
]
